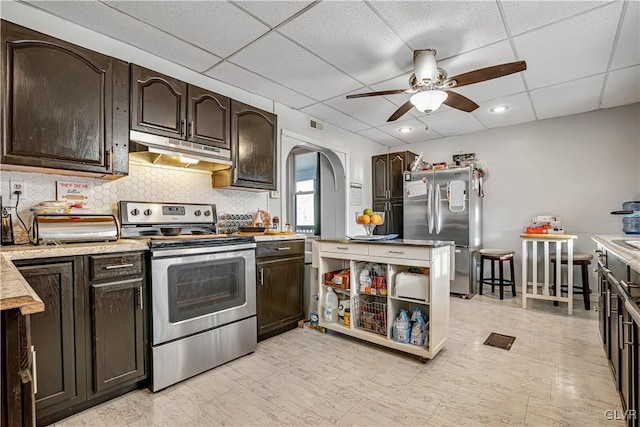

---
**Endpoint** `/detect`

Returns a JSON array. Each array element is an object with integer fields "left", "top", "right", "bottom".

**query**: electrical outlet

[
  {"left": 269, "top": 190, "right": 279, "bottom": 199},
  {"left": 10, "top": 180, "right": 27, "bottom": 200}
]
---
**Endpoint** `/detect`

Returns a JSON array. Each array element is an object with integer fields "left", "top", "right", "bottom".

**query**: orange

[
  {"left": 370, "top": 214, "right": 383, "bottom": 225},
  {"left": 357, "top": 214, "right": 371, "bottom": 224}
]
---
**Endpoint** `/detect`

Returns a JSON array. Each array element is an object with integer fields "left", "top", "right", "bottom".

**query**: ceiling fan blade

[
  {"left": 346, "top": 89, "right": 407, "bottom": 99},
  {"left": 447, "top": 61, "right": 527, "bottom": 88},
  {"left": 387, "top": 100, "right": 414, "bottom": 122},
  {"left": 443, "top": 91, "right": 479, "bottom": 112},
  {"left": 414, "top": 49, "right": 438, "bottom": 82}
]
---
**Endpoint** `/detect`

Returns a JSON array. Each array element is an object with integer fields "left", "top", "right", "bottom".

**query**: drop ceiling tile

[
  {"left": 229, "top": 32, "right": 362, "bottom": 101},
  {"left": 356, "top": 128, "right": 408, "bottom": 147},
  {"left": 418, "top": 110, "right": 486, "bottom": 137},
  {"left": 299, "top": 103, "right": 370, "bottom": 133},
  {"left": 368, "top": 1, "right": 507, "bottom": 58},
  {"left": 438, "top": 41, "right": 526, "bottom": 103},
  {"left": 24, "top": 1, "right": 221, "bottom": 72},
  {"left": 378, "top": 118, "right": 442, "bottom": 144},
  {"left": 601, "top": 65, "right": 640, "bottom": 108},
  {"left": 324, "top": 93, "right": 404, "bottom": 127},
  {"left": 530, "top": 74, "right": 604, "bottom": 120},
  {"left": 610, "top": 1, "right": 640, "bottom": 70},
  {"left": 277, "top": 1, "right": 412, "bottom": 85},
  {"left": 205, "top": 62, "right": 314, "bottom": 109},
  {"left": 106, "top": 1, "right": 269, "bottom": 57},
  {"left": 233, "top": 1, "right": 315, "bottom": 28},
  {"left": 514, "top": 2, "right": 623, "bottom": 89},
  {"left": 473, "top": 93, "right": 536, "bottom": 128},
  {"left": 501, "top": 1, "right": 611, "bottom": 35}
]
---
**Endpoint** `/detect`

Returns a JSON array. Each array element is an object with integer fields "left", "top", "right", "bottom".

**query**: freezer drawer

[{"left": 450, "top": 247, "right": 477, "bottom": 297}]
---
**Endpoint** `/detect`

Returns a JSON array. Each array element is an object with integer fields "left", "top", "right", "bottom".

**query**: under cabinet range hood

[{"left": 129, "top": 130, "right": 232, "bottom": 171}]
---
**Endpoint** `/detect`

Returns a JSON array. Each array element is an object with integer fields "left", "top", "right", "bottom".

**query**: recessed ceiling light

[
  {"left": 398, "top": 127, "right": 413, "bottom": 133},
  {"left": 490, "top": 105, "right": 509, "bottom": 113}
]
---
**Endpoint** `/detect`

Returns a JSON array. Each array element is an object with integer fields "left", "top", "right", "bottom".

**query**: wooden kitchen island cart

[{"left": 312, "top": 239, "right": 452, "bottom": 359}]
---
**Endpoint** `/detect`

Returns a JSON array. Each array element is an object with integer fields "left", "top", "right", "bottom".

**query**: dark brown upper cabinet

[
  {"left": 215, "top": 100, "right": 277, "bottom": 191},
  {"left": 1, "top": 20, "right": 129, "bottom": 178},
  {"left": 130, "top": 64, "right": 230, "bottom": 150}
]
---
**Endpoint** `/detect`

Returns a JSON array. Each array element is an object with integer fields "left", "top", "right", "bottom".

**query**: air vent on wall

[{"left": 308, "top": 118, "right": 324, "bottom": 133}]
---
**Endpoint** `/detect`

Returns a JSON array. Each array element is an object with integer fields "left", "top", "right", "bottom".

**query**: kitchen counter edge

[
  {"left": 0, "top": 239, "right": 149, "bottom": 315},
  {"left": 591, "top": 235, "right": 640, "bottom": 272},
  {"left": 316, "top": 238, "right": 454, "bottom": 247}
]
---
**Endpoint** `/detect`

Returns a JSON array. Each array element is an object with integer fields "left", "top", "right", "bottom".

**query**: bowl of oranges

[{"left": 356, "top": 209, "right": 385, "bottom": 236}]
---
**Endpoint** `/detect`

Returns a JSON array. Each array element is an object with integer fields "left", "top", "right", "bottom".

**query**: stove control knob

[
  {"left": 130, "top": 209, "right": 140, "bottom": 216},
  {"left": 143, "top": 209, "right": 152, "bottom": 216},
  {"left": 194, "top": 210, "right": 202, "bottom": 216},
  {"left": 204, "top": 210, "right": 211, "bottom": 217}
]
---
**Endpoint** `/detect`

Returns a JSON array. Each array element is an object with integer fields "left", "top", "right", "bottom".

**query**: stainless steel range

[{"left": 119, "top": 201, "right": 257, "bottom": 392}]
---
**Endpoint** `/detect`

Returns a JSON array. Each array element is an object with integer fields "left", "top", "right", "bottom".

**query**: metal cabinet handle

[
  {"left": 259, "top": 268, "right": 264, "bottom": 285},
  {"left": 623, "top": 321, "right": 634, "bottom": 346},
  {"left": 105, "top": 263, "right": 134, "bottom": 270},
  {"left": 606, "top": 289, "right": 611, "bottom": 317},
  {"left": 189, "top": 120, "right": 194, "bottom": 138},
  {"left": 389, "top": 250, "right": 404, "bottom": 254},
  {"left": 619, "top": 315, "right": 624, "bottom": 350},
  {"left": 138, "top": 286, "right": 143, "bottom": 310},
  {"left": 595, "top": 305, "right": 603, "bottom": 312},
  {"left": 181, "top": 119, "right": 186, "bottom": 136},
  {"left": 621, "top": 279, "right": 640, "bottom": 289},
  {"left": 277, "top": 247, "right": 291, "bottom": 251},
  {"left": 336, "top": 246, "right": 349, "bottom": 250},
  {"left": 31, "top": 346, "right": 37, "bottom": 395},
  {"left": 594, "top": 249, "right": 605, "bottom": 257}
]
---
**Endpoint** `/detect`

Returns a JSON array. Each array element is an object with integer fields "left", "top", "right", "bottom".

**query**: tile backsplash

[{"left": 1, "top": 161, "right": 269, "bottom": 240}]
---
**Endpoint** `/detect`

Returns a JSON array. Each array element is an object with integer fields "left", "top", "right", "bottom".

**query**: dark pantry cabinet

[
  {"left": 130, "top": 64, "right": 230, "bottom": 150},
  {"left": 256, "top": 240, "right": 304, "bottom": 340},
  {"left": 372, "top": 151, "right": 418, "bottom": 236},
  {"left": 13, "top": 252, "right": 148, "bottom": 426},
  {"left": 1, "top": 20, "right": 129, "bottom": 178}
]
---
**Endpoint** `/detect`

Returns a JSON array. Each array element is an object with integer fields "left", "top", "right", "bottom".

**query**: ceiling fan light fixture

[
  {"left": 398, "top": 127, "right": 413, "bottom": 133},
  {"left": 410, "top": 90, "right": 448, "bottom": 113},
  {"left": 490, "top": 105, "right": 509, "bottom": 113}
]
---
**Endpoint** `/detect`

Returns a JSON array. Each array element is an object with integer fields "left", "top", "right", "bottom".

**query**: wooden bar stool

[
  {"left": 550, "top": 252, "right": 593, "bottom": 310},
  {"left": 479, "top": 249, "right": 516, "bottom": 299}
]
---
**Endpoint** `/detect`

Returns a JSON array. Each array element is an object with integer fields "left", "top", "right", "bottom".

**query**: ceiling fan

[{"left": 346, "top": 49, "right": 527, "bottom": 122}]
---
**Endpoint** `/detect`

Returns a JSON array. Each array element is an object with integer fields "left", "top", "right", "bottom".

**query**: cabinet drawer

[
  {"left": 319, "top": 242, "right": 368, "bottom": 256},
  {"left": 88, "top": 252, "right": 144, "bottom": 280},
  {"left": 369, "top": 244, "right": 430, "bottom": 261},
  {"left": 256, "top": 240, "right": 304, "bottom": 258}
]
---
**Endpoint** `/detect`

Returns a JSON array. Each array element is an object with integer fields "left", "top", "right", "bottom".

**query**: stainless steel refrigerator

[{"left": 403, "top": 166, "right": 482, "bottom": 297}]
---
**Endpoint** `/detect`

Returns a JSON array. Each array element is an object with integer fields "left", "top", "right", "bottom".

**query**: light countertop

[
  {"left": 317, "top": 238, "right": 454, "bottom": 247},
  {"left": 253, "top": 234, "right": 306, "bottom": 242},
  {"left": 0, "top": 239, "right": 149, "bottom": 314},
  {"left": 591, "top": 234, "right": 640, "bottom": 272}
]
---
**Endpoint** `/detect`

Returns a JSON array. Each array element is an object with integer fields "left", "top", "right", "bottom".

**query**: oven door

[{"left": 151, "top": 245, "right": 256, "bottom": 345}]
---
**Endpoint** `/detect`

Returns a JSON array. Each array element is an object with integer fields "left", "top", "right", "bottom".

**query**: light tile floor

[{"left": 55, "top": 294, "right": 624, "bottom": 426}]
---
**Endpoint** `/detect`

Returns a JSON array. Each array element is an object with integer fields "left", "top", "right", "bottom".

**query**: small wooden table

[{"left": 520, "top": 233, "right": 578, "bottom": 315}]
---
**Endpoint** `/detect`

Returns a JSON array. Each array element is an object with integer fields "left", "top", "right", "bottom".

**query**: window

[{"left": 292, "top": 151, "right": 320, "bottom": 235}]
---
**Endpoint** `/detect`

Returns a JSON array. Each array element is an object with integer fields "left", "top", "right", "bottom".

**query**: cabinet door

[
  {"left": 16, "top": 261, "right": 86, "bottom": 420},
  {"left": 88, "top": 278, "right": 146, "bottom": 395},
  {"left": 231, "top": 101, "right": 277, "bottom": 190},
  {"left": 372, "top": 155, "right": 388, "bottom": 201},
  {"left": 388, "top": 152, "right": 412, "bottom": 199},
  {"left": 130, "top": 64, "right": 187, "bottom": 139},
  {"left": 1, "top": 21, "right": 128, "bottom": 175},
  {"left": 609, "top": 286, "right": 621, "bottom": 389},
  {"left": 621, "top": 305, "right": 633, "bottom": 412},
  {"left": 372, "top": 200, "right": 388, "bottom": 236},
  {"left": 257, "top": 256, "right": 304, "bottom": 340},
  {"left": 187, "top": 85, "right": 230, "bottom": 149},
  {"left": 387, "top": 200, "right": 404, "bottom": 236}
]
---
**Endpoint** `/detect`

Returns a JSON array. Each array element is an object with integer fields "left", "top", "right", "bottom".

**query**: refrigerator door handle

[
  {"left": 435, "top": 184, "right": 442, "bottom": 234},
  {"left": 450, "top": 246, "right": 456, "bottom": 282},
  {"left": 427, "top": 183, "right": 434, "bottom": 233}
]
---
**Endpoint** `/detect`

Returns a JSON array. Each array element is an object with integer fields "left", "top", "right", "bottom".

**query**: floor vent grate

[{"left": 484, "top": 332, "right": 516, "bottom": 350}]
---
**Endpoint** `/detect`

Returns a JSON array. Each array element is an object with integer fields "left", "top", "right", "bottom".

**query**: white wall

[
  {"left": 400, "top": 103, "right": 640, "bottom": 285},
  {"left": 0, "top": 1, "right": 386, "bottom": 238}
]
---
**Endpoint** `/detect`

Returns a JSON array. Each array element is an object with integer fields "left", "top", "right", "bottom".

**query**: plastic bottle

[
  {"left": 310, "top": 294, "right": 321, "bottom": 330},
  {"left": 323, "top": 287, "right": 339, "bottom": 323}
]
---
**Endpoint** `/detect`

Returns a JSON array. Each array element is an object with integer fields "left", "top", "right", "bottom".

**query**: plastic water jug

[{"left": 323, "top": 287, "right": 339, "bottom": 323}]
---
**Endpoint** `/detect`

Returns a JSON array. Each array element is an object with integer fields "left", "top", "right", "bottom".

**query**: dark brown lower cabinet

[
  {"left": 16, "top": 260, "right": 86, "bottom": 424},
  {"left": 256, "top": 240, "right": 304, "bottom": 341},
  {"left": 87, "top": 278, "right": 146, "bottom": 395},
  {"left": 13, "top": 253, "right": 148, "bottom": 426}
]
